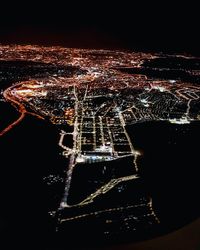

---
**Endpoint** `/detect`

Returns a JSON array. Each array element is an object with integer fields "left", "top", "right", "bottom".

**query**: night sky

[{"left": 0, "top": 2, "right": 199, "bottom": 54}]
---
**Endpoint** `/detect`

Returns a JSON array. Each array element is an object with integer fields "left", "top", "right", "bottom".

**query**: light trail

[
  {"left": 0, "top": 85, "right": 26, "bottom": 137},
  {"left": 69, "top": 174, "right": 139, "bottom": 207},
  {"left": 0, "top": 112, "right": 25, "bottom": 137},
  {"left": 60, "top": 202, "right": 151, "bottom": 223}
]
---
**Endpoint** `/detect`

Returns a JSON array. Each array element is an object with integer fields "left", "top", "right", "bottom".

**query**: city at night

[{"left": 0, "top": 3, "right": 200, "bottom": 250}]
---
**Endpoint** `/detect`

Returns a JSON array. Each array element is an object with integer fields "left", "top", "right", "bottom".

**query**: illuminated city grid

[{"left": 0, "top": 45, "right": 200, "bottom": 237}]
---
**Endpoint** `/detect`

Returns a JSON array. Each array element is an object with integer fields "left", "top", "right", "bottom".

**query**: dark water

[
  {"left": 143, "top": 57, "right": 200, "bottom": 70},
  {"left": 117, "top": 57, "right": 200, "bottom": 83},
  {"left": 126, "top": 121, "right": 200, "bottom": 230},
  {"left": 0, "top": 115, "right": 66, "bottom": 248},
  {"left": 0, "top": 60, "right": 87, "bottom": 80},
  {"left": 0, "top": 102, "right": 20, "bottom": 130},
  {"left": 118, "top": 67, "right": 200, "bottom": 83}
]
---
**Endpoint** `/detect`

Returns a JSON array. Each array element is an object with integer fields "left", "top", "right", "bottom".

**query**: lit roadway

[
  {"left": 59, "top": 84, "right": 141, "bottom": 209},
  {"left": 60, "top": 84, "right": 79, "bottom": 208}
]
